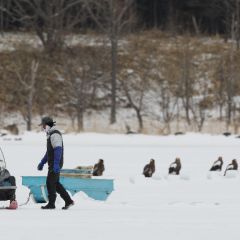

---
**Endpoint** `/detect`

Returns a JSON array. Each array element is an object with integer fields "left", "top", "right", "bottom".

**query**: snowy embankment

[{"left": 0, "top": 132, "right": 240, "bottom": 240}]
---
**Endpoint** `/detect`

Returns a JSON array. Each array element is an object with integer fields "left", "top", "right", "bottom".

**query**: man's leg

[
  {"left": 42, "top": 171, "right": 57, "bottom": 209},
  {"left": 56, "top": 181, "right": 73, "bottom": 204},
  {"left": 55, "top": 178, "right": 74, "bottom": 209}
]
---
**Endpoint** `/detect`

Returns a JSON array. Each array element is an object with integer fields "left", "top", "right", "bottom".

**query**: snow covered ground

[{"left": 0, "top": 132, "right": 240, "bottom": 240}]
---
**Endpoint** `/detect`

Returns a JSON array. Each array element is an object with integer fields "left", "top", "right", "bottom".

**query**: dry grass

[{"left": 1, "top": 30, "right": 240, "bottom": 134}]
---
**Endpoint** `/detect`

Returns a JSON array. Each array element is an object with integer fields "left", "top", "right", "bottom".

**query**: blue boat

[{"left": 22, "top": 176, "right": 114, "bottom": 203}]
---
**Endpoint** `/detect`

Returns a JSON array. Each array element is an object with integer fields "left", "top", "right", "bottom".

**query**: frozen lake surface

[{"left": 0, "top": 132, "right": 240, "bottom": 240}]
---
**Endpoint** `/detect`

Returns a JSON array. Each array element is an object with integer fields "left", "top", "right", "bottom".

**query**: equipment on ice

[
  {"left": 22, "top": 167, "right": 114, "bottom": 203},
  {"left": 0, "top": 147, "right": 18, "bottom": 209}
]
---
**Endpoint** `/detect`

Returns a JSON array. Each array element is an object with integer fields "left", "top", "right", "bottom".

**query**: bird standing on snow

[
  {"left": 143, "top": 159, "right": 155, "bottom": 177},
  {"left": 210, "top": 156, "right": 223, "bottom": 171},
  {"left": 169, "top": 157, "right": 182, "bottom": 175}
]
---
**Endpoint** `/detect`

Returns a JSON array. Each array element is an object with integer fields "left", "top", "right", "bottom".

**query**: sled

[
  {"left": 0, "top": 147, "right": 17, "bottom": 203},
  {"left": 22, "top": 176, "right": 114, "bottom": 203},
  {"left": 60, "top": 167, "right": 93, "bottom": 178}
]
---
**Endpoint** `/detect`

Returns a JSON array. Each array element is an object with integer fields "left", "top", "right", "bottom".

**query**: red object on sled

[{"left": 7, "top": 200, "right": 18, "bottom": 210}]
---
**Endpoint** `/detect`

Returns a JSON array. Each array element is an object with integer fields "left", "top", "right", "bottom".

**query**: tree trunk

[
  {"left": 26, "top": 100, "right": 32, "bottom": 131},
  {"left": 76, "top": 107, "right": 84, "bottom": 132},
  {"left": 168, "top": 0, "right": 176, "bottom": 35},
  {"left": 227, "top": 99, "right": 232, "bottom": 128},
  {"left": 76, "top": 91, "right": 85, "bottom": 132},
  {"left": 0, "top": 0, "right": 3, "bottom": 36},
  {"left": 26, "top": 60, "right": 38, "bottom": 131},
  {"left": 183, "top": 50, "right": 191, "bottom": 125},
  {"left": 219, "top": 104, "right": 223, "bottom": 121},
  {"left": 135, "top": 108, "right": 143, "bottom": 133},
  {"left": 153, "top": 0, "right": 158, "bottom": 28},
  {"left": 110, "top": 36, "right": 118, "bottom": 124},
  {"left": 236, "top": 0, "right": 240, "bottom": 49},
  {"left": 26, "top": 118, "right": 31, "bottom": 131}
]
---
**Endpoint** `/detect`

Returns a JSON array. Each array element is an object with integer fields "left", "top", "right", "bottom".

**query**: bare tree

[
  {"left": 153, "top": 50, "right": 182, "bottom": 134},
  {"left": 0, "top": 0, "right": 14, "bottom": 35},
  {"left": 176, "top": 38, "right": 196, "bottom": 125},
  {"left": 119, "top": 35, "right": 159, "bottom": 133},
  {"left": 167, "top": 0, "right": 178, "bottom": 35},
  {"left": 83, "top": 0, "right": 135, "bottom": 124},
  {"left": 9, "top": 58, "right": 39, "bottom": 131},
  {"left": 120, "top": 69, "right": 147, "bottom": 133},
  {"left": 190, "top": 92, "right": 213, "bottom": 132},
  {"left": 219, "top": 0, "right": 240, "bottom": 48},
  {"left": 214, "top": 59, "right": 226, "bottom": 121},
  {"left": 15, "top": 59, "right": 39, "bottom": 131},
  {"left": 57, "top": 48, "right": 103, "bottom": 132},
  {"left": 59, "top": 60, "right": 90, "bottom": 131},
  {"left": 213, "top": 49, "right": 240, "bottom": 131},
  {"left": 155, "top": 77, "right": 177, "bottom": 134},
  {"left": 0, "top": 49, "right": 59, "bottom": 130},
  {"left": 5, "top": 0, "right": 84, "bottom": 53},
  {"left": 225, "top": 50, "right": 238, "bottom": 130}
]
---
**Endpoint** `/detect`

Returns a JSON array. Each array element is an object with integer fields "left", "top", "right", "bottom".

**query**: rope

[{"left": 19, "top": 192, "right": 32, "bottom": 206}]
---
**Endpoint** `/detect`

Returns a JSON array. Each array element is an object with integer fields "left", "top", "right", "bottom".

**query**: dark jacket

[
  {"left": 0, "top": 169, "right": 10, "bottom": 185},
  {"left": 47, "top": 129, "right": 64, "bottom": 171}
]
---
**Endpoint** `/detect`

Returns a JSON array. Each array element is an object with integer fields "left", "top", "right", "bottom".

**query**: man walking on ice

[{"left": 37, "top": 116, "right": 74, "bottom": 210}]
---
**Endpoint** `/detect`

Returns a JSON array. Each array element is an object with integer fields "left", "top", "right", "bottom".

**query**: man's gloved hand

[
  {"left": 38, "top": 152, "right": 47, "bottom": 171},
  {"left": 53, "top": 164, "right": 60, "bottom": 174},
  {"left": 37, "top": 162, "right": 44, "bottom": 171}
]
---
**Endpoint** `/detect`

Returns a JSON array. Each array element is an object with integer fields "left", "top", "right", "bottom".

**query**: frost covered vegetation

[
  {"left": 0, "top": 1, "right": 240, "bottom": 134},
  {"left": 1, "top": 31, "right": 240, "bottom": 134}
]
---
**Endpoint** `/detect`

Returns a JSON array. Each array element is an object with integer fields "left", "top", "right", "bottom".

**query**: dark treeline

[
  {"left": 0, "top": 0, "right": 236, "bottom": 36},
  {"left": 136, "top": 0, "right": 232, "bottom": 36}
]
